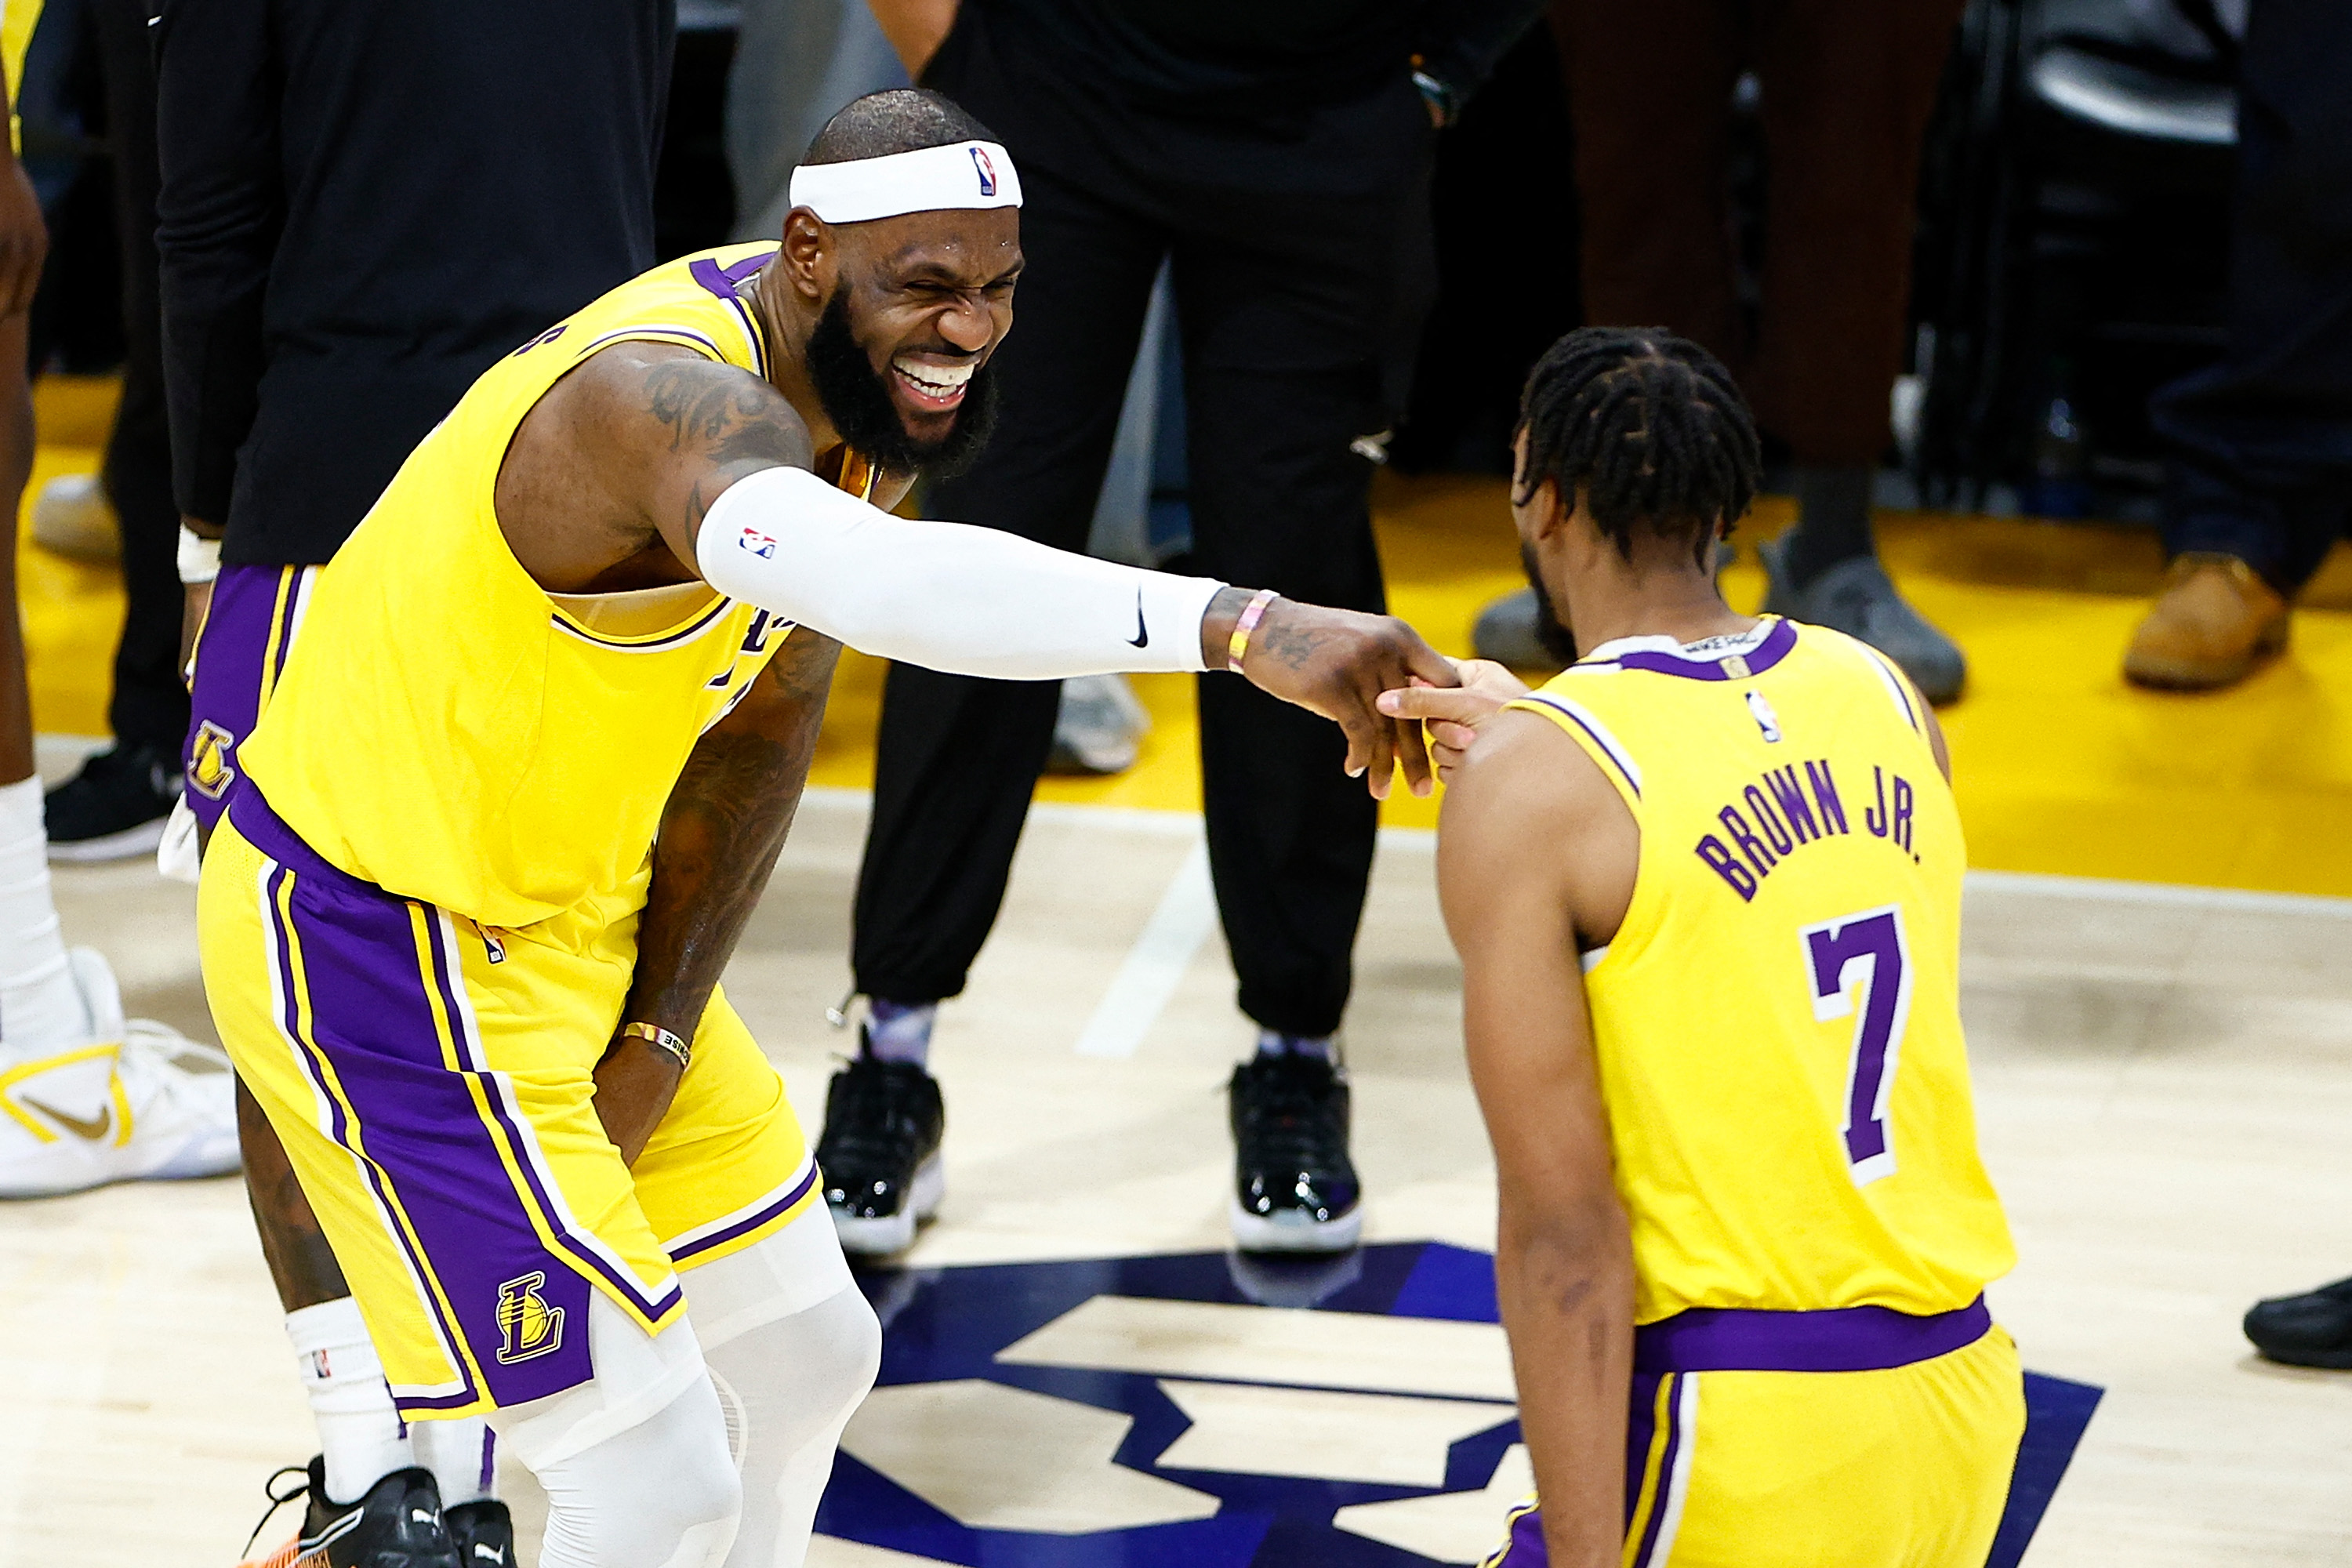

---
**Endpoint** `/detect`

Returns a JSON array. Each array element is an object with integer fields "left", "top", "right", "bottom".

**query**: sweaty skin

[
  {"left": 489, "top": 199, "right": 1453, "bottom": 1153},
  {"left": 1399, "top": 437, "right": 1948, "bottom": 1566}
]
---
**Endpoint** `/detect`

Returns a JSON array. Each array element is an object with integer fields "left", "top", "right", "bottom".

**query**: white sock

[
  {"left": 412, "top": 1415, "right": 495, "bottom": 1508},
  {"left": 0, "top": 775, "right": 82, "bottom": 1055},
  {"left": 287, "top": 1298, "right": 414, "bottom": 1503}
]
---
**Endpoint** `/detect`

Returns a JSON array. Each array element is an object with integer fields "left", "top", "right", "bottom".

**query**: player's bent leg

[
  {"left": 492, "top": 1294, "right": 741, "bottom": 1568},
  {"left": 689, "top": 1203, "right": 882, "bottom": 1567}
]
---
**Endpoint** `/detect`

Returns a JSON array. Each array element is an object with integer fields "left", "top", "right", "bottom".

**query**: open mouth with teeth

[{"left": 891, "top": 354, "right": 976, "bottom": 412}]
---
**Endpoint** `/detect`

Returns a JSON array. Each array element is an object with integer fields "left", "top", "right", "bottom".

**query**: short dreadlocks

[{"left": 1513, "top": 327, "right": 1762, "bottom": 568}]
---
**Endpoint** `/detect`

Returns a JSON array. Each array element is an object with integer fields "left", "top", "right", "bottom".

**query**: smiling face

[{"left": 797, "top": 205, "right": 1022, "bottom": 475}]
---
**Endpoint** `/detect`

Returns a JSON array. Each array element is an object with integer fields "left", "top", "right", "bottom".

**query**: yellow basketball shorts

[
  {"left": 1484, "top": 1305, "right": 2024, "bottom": 1568},
  {"left": 198, "top": 785, "right": 818, "bottom": 1421}
]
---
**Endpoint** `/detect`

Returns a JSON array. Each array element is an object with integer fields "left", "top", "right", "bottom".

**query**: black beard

[
  {"left": 803, "top": 287, "right": 1000, "bottom": 481},
  {"left": 1519, "top": 542, "right": 1579, "bottom": 664}
]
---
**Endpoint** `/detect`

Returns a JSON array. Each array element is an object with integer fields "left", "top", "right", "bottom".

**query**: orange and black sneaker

[{"left": 235, "top": 1457, "right": 460, "bottom": 1568}]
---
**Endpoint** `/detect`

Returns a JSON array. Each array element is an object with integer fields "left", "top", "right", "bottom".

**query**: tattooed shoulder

[{"left": 642, "top": 357, "right": 812, "bottom": 471}]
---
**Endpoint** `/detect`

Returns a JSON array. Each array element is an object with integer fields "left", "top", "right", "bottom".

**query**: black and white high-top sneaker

[
  {"left": 1229, "top": 1052, "right": 1363, "bottom": 1254},
  {"left": 234, "top": 1456, "right": 459, "bottom": 1568},
  {"left": 816, "top": 1032, "right": 946, "bottom": 1258}
]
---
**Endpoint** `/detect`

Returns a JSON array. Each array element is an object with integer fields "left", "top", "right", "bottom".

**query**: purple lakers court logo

[
  {"left": 970, "top": 146, "right": 998, "bottom": 198},
  {"left": 495, "top": 1272, "right": 566, "bottom": 1365},
  {"left": 815, "top": 1243, "right": 2100, "bottom": 1566}
]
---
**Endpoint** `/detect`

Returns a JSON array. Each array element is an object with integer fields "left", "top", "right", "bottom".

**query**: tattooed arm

[
  {"left": 593, "top": 626, "right": 842, "bottom": 1164},
  {"left": 493, "top": 339, "right": 1455, "bottom": 796}
]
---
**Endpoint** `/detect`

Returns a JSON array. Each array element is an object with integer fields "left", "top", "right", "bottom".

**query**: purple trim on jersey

[
  {"left": 688, "top": 252, "right": 778, "bottom": 379},
  {"left": 1600, "top": 615, "right": 1799, "bottom": 681},
  {"left": 667, "top": 1161, "right": 822, "bottom": 1264},
  {"left": 230, "top": 783, "right": 685, "bottom": 1411},
  {"left": 1520, "top": 694, "right": 1642, "bottom": 799},
  {"left": 1635, "top": 1294, "right": 1990, "bottom": 1375},
  {"left": 1495, "top": 1501, "right": 1548, "bottom": 1565},
  {"left": 1859, "top": 644, "right": 1924, "bottom": 731},
  {"left": 1627, "top": 1372, "right": 1686, "bottom": 1567},
  {"left": 688, "top": 251, "right": 775, "bottom": 299},
  {"left": 185, "top": 564, "right": 294, "bottom": 831}
]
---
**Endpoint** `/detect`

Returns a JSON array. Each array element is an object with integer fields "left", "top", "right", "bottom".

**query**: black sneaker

[
  {"left": 816, "top": 1034, "right": 945, "bottom": 1258},
  {"left": 2244, "top": 1275, "right": 2352, "bottom": 1370},
  {"left": 442, "top": 1499, "right": 515, "bottom": 1568},
  {"left": 45, "top": 741, "right": 181, "bottom": 862},
  {"left": 1229, "top": 1052, "right": 1362, "bottom": 1254},
  {"left": 234, "top": 1455, "right": 459, "bottom": 1567}
]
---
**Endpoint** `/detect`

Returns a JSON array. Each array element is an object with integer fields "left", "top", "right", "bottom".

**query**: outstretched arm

[
  {"left": 500, "top": 343, "right": 1457, "bottom": 798},
  {"left": 1438, "top": 712, "right": 1637, "bottom": 1568},
  {"left": 592, "top": 625, "right": 841, "bottom": 1163}
]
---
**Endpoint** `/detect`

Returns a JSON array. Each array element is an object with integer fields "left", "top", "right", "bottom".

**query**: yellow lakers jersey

[
  {"left": 238, "top": 243, "right": 873, "bottom": 927},
  {"left": 1505, "top": 616, "right": 2014, "bottom": 1323}
]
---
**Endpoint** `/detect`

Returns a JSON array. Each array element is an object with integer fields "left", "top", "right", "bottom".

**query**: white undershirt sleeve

[{"left": 694, "top": 464, "right": 1226, "bottom": 680}]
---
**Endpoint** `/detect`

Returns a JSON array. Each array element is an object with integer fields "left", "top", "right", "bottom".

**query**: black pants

[
  {"left": 2151, "top": 0, "right": 2352, "bottom": 593},
  {"left": 91, "top": 0, "right": 183, "bottom": 757},
  {"left": 850, "top": 23, "right": 1433, "bottom": 1039}
]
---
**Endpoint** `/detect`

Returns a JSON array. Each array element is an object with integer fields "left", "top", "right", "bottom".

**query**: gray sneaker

[
  {"left": 1046, "top": 673, "right": 1150, "bottom": 775},
  {"left": 1760, "top": 539, "right": 1966, "bottom": 705}
]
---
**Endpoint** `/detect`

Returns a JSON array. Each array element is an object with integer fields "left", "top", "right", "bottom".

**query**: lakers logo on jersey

[
  {"left": 188, "top": 720, "right": 238, "bottom": 800},
  {"left": 495, "top": 1272, "right": 566, "bottom": 1364}
]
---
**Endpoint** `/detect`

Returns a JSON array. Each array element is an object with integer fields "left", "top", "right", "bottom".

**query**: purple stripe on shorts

[
  {"left": 1627, "top": 1372, "right": 1686, "bottom": 1568},
  {"left": 263, "top": 860, "right": 482, "bottom": 1414},
  {"left": 184, "top": 564, "right": 292, "bottom": 831},
  {"left": 1635, "top": 1295, "right": 1991, "bottom": 1375},
  {"left": 418, "top": 913, "right": 684, "bottom": 1326},
  {"left": 238, "top": 785, "right": 604, "bottom": 1409},
  {"left": 1482, "top": 1368, "right": 1672, "bottom": 1568},
  {"left": 668, "top": 1161, "right": 821, "bottom": 1265},
  {"left": 1606, "top": 615, "right": 1798, "bottom": 681},
  {"left": 269, "top": 568, "right": 309, "bottom": 688}
]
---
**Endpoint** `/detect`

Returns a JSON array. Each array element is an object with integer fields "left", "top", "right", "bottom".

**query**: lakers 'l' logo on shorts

[
  {"left": 495, "top": 1272, "right": 566, "bottom": 1364},
  {"left": 188, "top": 720, "right": 238, "bottom": 800}
]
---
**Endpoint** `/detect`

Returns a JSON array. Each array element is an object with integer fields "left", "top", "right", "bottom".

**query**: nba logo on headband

[{"left": 789, "top": 140, "right": 1024, "bottom": 223}]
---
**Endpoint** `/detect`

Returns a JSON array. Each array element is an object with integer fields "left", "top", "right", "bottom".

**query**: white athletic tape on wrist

[
  {"left": 787, "top": 140, "right": 1022, "bottom": 224},
  {"left": 176, "top": 525, "right": 221, "bottom": 585},
  {"left": 695, "top": 465, "right": 1222, "bottom": 680}
]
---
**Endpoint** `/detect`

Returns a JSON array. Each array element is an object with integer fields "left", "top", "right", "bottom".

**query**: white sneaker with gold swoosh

[{"left": 0, "top": 948, "right": 240, "bottom": 1197}]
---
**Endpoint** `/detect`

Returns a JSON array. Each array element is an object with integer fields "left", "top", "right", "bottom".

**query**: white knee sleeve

[
  {"left": 690, "top": 1206, "right": 882, "bottom": 1568},
  {"left": 489, "top": 1292, "right": 742, "bottom": 1568}
]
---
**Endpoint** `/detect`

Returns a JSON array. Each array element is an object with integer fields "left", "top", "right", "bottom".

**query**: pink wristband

[{"left": 1226, "top": 588, "right": 1279, "bottom": 673}]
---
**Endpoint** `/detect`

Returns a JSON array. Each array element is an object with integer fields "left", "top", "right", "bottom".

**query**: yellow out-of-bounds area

[{"left": 23, "top": 375, "right": 2352, "bottom": 898}]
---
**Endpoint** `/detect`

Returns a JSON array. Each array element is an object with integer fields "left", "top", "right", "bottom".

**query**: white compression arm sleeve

[{"left": 695, "top": 465, "right": 1226, "bottom": 680}]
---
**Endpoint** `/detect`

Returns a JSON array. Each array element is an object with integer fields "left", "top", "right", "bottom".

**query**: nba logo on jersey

[
  {"left": 495, "top": 1272, "right": 566, "bottom": 1364},
  {"left": 738, "top": 525, "right": 778, "bottom": 561},
  {"left": 970, "top": 145, "right": 998, "bottom": 196},
  {"left": 1747, "top": 690, "right": 1784, "bottom": 742}
]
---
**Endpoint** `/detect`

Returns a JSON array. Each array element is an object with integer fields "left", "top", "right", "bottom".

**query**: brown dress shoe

[{"left": 2123, "top": 553, "right": 2290, "bottom": 691}]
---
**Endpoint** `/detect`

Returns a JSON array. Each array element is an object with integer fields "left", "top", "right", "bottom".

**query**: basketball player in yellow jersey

[
  {"left": 197, "top": 88, "right": 1450, "bottom": 1568},
  {"left": 1381, "top": 328, "right": 2022, "bottom": 1568}
]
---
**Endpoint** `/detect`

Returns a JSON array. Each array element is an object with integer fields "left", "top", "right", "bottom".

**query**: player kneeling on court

[{"left": 1383, "top": 327, "right": 2024, "bottom": 1568}]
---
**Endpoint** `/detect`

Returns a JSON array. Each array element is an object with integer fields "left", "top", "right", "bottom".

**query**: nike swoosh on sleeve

[{"left": 1128, "top": 590, "right": 1149, "bottom": 648}]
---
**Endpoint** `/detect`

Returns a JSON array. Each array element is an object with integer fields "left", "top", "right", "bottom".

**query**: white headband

[{"left": 788, "top": 140, "right": 1023, "bottom": 224}]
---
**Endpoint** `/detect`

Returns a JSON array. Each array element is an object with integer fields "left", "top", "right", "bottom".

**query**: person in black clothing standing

[
  {"left": 154, "top": 2, "right": 671, "bottom": 1561},
  {"left": 39, "top": 0, "right": 186, "bottom": 862},
  {"left": 828, "top": 0, "right": 1538, "bottom": 1258}
]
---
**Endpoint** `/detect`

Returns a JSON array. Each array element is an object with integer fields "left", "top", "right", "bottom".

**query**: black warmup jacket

[{"left": 154, "top": 0, "right": 673, "bottom": 564}]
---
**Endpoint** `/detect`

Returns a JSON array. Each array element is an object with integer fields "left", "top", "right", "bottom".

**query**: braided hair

[{"left": 1513, "top": 327, "right": 1762, "bottom": 567}]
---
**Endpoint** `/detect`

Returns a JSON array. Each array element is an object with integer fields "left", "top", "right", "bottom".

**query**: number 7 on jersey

[{"left": 1799, "top": 905, "right": 1915, "bottom": 1187}]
